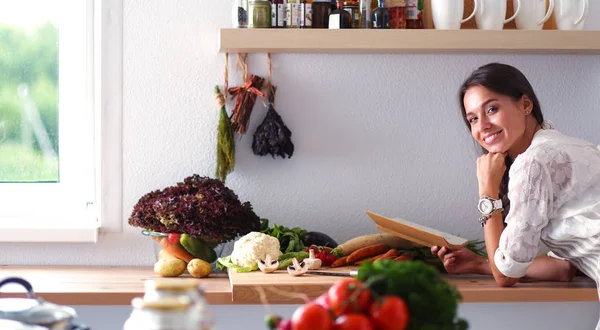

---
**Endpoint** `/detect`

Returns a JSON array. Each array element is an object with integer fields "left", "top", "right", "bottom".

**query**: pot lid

[{"left": 0, "top": 277, "right": 77, "bottom": 326}]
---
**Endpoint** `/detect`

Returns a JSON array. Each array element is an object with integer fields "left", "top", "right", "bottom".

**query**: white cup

[
  {"left": 514, "top": 0, "right": 554, "bottom": 30},
  {"left": 554, "top": 0, "right": 588, "bottom": 30},
  {"left": 476, "top": 0, "right": 521, "bottom": 30},
  {"left": 431, "top": 0, "right": 479, "bottom": 30}
]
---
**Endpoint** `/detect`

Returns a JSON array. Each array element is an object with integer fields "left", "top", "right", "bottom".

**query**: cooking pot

[{"left": 0, "top": 277, "right": 90, "bottom": 330}]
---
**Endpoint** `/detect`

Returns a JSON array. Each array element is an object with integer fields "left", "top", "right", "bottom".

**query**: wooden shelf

[{"left": 218, "top": 29, "right": 600, "bottom": 54}]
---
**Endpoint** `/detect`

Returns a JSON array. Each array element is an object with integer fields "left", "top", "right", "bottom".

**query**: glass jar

[
  {"left": 386, "top": 0, "right": 406, "bottom": 29},
  {"left": 232, "top": 0, "right": 248, "bottom": 28},
  {"left": 123, "top": 297, "right": 206, "bottom": 330},
  {"left": 312, "top": 0, "right": 331, "bottom": 28},
  {"left": 343, "top": 0, "right": 361, "bottom": 28},
  {"left": 248, "top": 0, "right": 272, "bottom": 28},
  {"left": 141, "top": 279, "right": 214, "bottom": 330}
]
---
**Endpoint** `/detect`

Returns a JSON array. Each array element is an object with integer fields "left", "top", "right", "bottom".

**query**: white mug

[
  {"left": 514, "top": 0, "right": 554, "bottom": 30},
  {"left": 476, "top": 0, "right": 521, "bottom": 30},
  {"left": 554, "top": 0, "right": 588, "bottom": 30},
  {"left": 431, "top": 0, "right": 479, "bottom": 30}
]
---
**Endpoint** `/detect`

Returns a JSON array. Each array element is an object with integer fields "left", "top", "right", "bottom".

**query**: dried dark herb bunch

[
  {"left": 252, "top": 86, "right": 294, "bottom": 158},
  {"left": 128, "top": 175, "right": 260, "bottom": 246}
]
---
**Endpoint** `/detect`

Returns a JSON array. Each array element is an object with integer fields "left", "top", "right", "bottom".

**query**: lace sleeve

[{"left": 493, "top": 157, "right": 554, "bottom": 278}]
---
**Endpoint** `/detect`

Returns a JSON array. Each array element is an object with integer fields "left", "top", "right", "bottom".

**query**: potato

[
  {"left": 158, "top": 249, "right": 178, "bottom": 261},
  {"left": 187, "top": 258, "right": 212, "bottom": 278},
  {"left": 154, "top": 258, "right": 186, "bottom": 277}
]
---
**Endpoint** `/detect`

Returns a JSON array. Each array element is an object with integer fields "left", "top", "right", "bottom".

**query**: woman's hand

[
  {"left": 431, "top": 246, "right": 490, "bottom": 275},
  {"left": 476, "top": 153, "right": 506, "bottom": 197}
]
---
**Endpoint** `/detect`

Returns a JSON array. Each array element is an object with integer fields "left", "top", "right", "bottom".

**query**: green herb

[
  {"left": 277, "top": 252, "right": 309, "bottom": 270},
  {"left": 260, "top": 218, "right": 307, "bottom": 253},
  {"left": 358, "top": 259, "right": 468, "bottom": 330}
]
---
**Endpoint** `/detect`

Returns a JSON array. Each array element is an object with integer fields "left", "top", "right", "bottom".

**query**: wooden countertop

[{"left": 0, "top": 266, "right": 596, "bottom": 305}]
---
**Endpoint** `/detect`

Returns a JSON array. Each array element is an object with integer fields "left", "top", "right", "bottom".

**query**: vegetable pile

[
  {"left": 129, "top": 174, "right": 260, "bottom": 245},
  {"left": 266, "top": 259, "right": 468, "bottom": 330}
]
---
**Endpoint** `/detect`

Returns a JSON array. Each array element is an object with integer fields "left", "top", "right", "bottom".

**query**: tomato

[
  {"left": 324, "top": 253, "right": 337, "bottom": 266},
  {"left": 369, "top": 296, "right": 410, "bottom": 330},
  {"left": 291, "top": 303, "right": 333, "bottom": 330},
  {"left": 313, "top": 292, "right": 331, "bottom": 310},
  {"left": 327, "top": 279, "right": 372, "bottom": 316},
  {"left": 167, "top": 233, "right": 181, "bottom": 244},
  {"left": 333, "top": 314, "right": 373, "bottom": 330},
  {"left": 278, "top": 319, "right": 292, "bottom": 330}
]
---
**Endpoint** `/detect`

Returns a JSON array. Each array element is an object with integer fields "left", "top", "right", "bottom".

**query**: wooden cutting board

[{"left": 228, "top": 267, "right": 358, "bottom": 304}]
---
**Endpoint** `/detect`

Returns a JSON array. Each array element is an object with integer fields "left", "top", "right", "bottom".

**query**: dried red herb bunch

[{"left": 128, "top": 175, "right": 260, "bottom": 246}]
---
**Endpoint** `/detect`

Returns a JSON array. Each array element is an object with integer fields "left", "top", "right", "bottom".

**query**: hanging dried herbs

[
  {"left": 228, "top": 74, "right": 265, "bottom": 135},
  {"left": 252, "top": 85, "right": 294, "bottom": 159},
  {"left": 214, "top": 86, "right": 235, "bottom": 182}
]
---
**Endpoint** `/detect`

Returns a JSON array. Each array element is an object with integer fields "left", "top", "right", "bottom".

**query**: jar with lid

[
  {"left": 248, "top": 0, "right": 272, "bottom": 28},
  {"left": 141, "top": 279, "right": 214, "bottom": 330},
  {"left": 343, "top": 0, "right": 361, "bottom": 28},
  {"left": 232, "top": 0, "right": 248, "bottom": 28},
  {"left": 386, "top": 0, "right": 405, "bottom": 28},
  {"left": 123, "top": 296, "right": 208, "bottom": 330},
  {"left": 312, "top": 0, "right": 331, "bottom": 28}
]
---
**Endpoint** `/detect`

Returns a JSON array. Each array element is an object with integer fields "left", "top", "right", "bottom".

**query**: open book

[{"left": 366, "top": 211, "right": 468, "bottom": 249}]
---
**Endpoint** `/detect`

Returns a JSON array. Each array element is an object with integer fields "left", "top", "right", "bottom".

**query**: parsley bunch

[
  {"left": 259, "top": 218, "right": 307, "bottom": 253},
  {"left": 357, "top": 259, "right": 468, "bottom": 330}
]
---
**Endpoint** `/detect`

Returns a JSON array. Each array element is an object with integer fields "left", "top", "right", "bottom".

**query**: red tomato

[
  {"left": 167, "top": 233, "right": 180, "bottom": 244},
  {"left": 369, "top": 296, "right": 410, "bottom": 330},
  {"left": 324, "top": 254, "right": 337, "bottom": 266},
  {"left": 333, "top": 314, "right": 373, "bottom": 330},
  {"left": 313, "top": 292, "right": 331, "bottom": 310},
  {"left": 291, "top": 303, "right": 333, "bottom": 330},
  {"left": 328, "top": 279, "right": 372, "bottom": 316}
]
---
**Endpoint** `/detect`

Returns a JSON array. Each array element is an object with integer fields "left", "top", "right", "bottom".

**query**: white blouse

[{"left": 493, "top": 129, "right": 600, "bottom": 279}]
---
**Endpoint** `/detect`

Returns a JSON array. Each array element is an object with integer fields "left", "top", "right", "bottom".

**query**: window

[{"left": 0, "top": 0, "right": 122, "bottom": 242}]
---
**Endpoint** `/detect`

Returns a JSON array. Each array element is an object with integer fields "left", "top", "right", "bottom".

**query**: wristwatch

[{"left": 478, "top": 196, "right": 503, "bottom": 227}]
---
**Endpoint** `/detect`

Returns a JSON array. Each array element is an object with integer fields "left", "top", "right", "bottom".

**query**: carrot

[
  {"left": 375, "top": 248, "right": 398, "bottom": 261},
  {"left": 354, "top": 252, "right": 387, "bottom": 265},
  {"left": 393, "top": 252, "right": 414, "bottom": 262},
  {"left": 346, "top": 244, "right": 389, "bottom": 265},
  {"left": 331, "top": 256, "right": 348, "bottom": 268},
  {"left": 155, "top": 236, "right": 194, "bottom": 263}
]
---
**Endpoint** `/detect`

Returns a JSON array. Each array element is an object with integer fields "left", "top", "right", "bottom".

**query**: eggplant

[{"left": 302, "top": 231, "right": 338, "bottom": 248}]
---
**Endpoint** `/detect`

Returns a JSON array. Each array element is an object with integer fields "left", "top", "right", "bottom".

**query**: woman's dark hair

[{"left": 458, "top": 63, "right": 544, "bottom": 220}]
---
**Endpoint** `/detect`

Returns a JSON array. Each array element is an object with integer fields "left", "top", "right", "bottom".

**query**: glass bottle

[
  {"left": 343, "top": 0, "right": 361, "bottom": 28},
  {"left": 359, "top": 0, "right": 372, "bottom": 28},
  {"left": 232, "top": 0, "right": 248, "bottom": 28},
  {"left": 312, "top": 0, "right": 331, "bottom": 28},
  {"left": 328, "top": 0, "right": 352, "bottom": 28},
  {"left": 300, "top": 0, "right": 313, "bottom": 28},
  {"left": 272, "top": 0, "right": 286, "bottom": 28},
  {"left": 123, "top": 297, "right": 203, "bottom": 330},
  {"left": 372, "top": 0, "right": 389, "bottom": 28},
  {"left": 287, "top": 0, "right": 301, "bottom": 28},
  {"left": 405, "top": 0, "right": 424, "bottom": 29}
]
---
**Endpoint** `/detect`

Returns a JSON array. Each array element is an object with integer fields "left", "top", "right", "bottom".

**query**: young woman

[{"left": 432, "top": 63, "right": 600, "bottom": 325}]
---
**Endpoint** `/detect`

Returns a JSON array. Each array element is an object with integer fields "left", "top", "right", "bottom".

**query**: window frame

[{"left": 0, "top": 0, "right": 123, "bottom": 243}]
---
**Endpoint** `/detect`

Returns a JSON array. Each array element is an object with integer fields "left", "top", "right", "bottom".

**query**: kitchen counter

[{"left": 0, "top": 266, "right": 597, "bottom": 305}]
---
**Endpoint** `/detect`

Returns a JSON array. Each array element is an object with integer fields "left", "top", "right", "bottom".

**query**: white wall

[{"left": 1, "top": 0, "right": 599, "bottom": 328}]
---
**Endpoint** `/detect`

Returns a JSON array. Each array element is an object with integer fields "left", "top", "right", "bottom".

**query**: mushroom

[
  {"left": 257, "top": 255, "right": 279, "bottom": 273},
  {"left": 303, "top": 249, "right": 322, "bottom": 270},
  {"left": 287, "top": 258, "right": 309, "bottom": 276}
]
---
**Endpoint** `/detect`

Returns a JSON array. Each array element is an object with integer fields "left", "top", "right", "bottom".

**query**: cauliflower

[{"left": 230, "top": 232, "right": 282, "bottom": 269}]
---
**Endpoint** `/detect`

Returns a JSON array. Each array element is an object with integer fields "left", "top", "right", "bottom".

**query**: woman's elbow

[
  {"left": 559, "top": 261, "right": 578, "bottom": 282},
  {"left": 494, "top": 274, "right": 520, "bottom": 287}
]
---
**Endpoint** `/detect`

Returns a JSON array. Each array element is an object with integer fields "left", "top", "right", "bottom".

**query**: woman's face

[{"left": 463, "top": 85, "right": 531, "bottom": 154}]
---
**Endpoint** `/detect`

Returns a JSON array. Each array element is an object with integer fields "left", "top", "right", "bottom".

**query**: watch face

[{"left": 478, "top": 199, "right": 493, "bottom": 215}]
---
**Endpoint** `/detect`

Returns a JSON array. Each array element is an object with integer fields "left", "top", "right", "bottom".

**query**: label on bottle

[
  {"left": 287, "top": 3, "right": 300, "bottom": 27},
  {"left": 329, "top": 13, "right": 340, "bottom": 29},
  {"left": 405, "top": 0, "right": 419, "bottom": 20},
  {"left": 272, "top": 4, "right": 285, "bottom": 27},
  {"left": 300, "top": 3, "right": 312, "bottom": 27}
]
